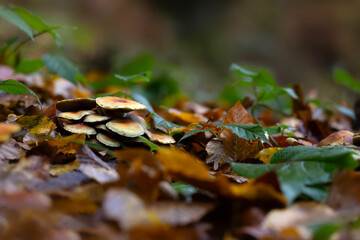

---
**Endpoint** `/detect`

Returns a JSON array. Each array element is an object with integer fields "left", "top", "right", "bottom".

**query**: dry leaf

[
  {"left": 17, "top": 115, "right": 56, "bottom": 135},
  {"left": 78, "top": 163, "right": 119, "bottom": 184},
  {"left": 220, "top": 101, "right": 263, "bottom": 161},
  {"left": 254, "top": 147, "right": 282, "bottom": 164},
  {"left": 49, "top": 160, "right": 79, "bottom": 176},
  {"left": 148, "top": 202, "right": 213, "bottom": 226},
  {"left": 327, "top": 170, "right": 360, "bottom": 215},
  {"left": 103, "top": 188, "right": 158, "bottom": 231},
  {"left": 47, "top": 134, "right": 86, "bottom": 155},
  {"left": 205, "top": 138, "right": 232, "bottom": 170}
]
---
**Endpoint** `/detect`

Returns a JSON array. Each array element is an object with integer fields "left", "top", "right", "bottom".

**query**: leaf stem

[{"left": 6, "top": 31, "right": 46, "bottom": 58}]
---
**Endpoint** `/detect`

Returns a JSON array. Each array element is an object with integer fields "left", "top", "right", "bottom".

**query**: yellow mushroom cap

[
  {"left": 58, "top": 110, "right": 95, "bottom": 121},
  {"left": 64, "top": 123, "right": 96, "bottom": 135},
  {"left": 145, "top": 130, "right": 176, "bottom": 144},
  {"left": 56, "top": 98, "right": 96, "bottom": 112},
  {"left": 106, "top": 119, "right": 144, "bottom": 137},
  {"left": 83, "top": 114, "right": 111, "bottom": 123},
  {"left": 96, "top": 96, "right": 147, "bottom": 111},
  {"left": 96, "top": 133, "right": 121, "bottom": 147}
]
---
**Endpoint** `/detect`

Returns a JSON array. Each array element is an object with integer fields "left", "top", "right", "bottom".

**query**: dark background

[{"left": 2, "top": 0, "right": 360, "bottom": 102}]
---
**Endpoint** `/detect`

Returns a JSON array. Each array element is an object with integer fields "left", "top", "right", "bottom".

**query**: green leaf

[
  {"left": 15, "top": 58, "right": 44, "bottom": 73},
  {"left": 138, "top": 136, "right": 160, "bottom": 152},
  {"left": 179, "top": 128, "right": 214, "bottom": 142},
  {"left": 221, "top": 123, "right": 270, "bottom": 145},
  {"left": 42, "top": 54, "right": 82, "bottom": 85},
  {"left": 253, "top": 71, "right": 276, "bottom": 87},
  {"left": 311, "top": 222, "right": 342, "bottom": 240},
  {"left": 115, "top": 71, "right": 151, "bottom": 84},
  {"left": 334, "top": 68, "right": 360, "bottom": 94},
  {"left": 171, "top": 181, "right": 197, "bottom": 202},
  {"left": 230, "top": 63, "right": 256, "bottom": 77},
  {"left": 281, "top": 87, "right": 298, "bottom": 99},
  {"left": 131, "top": 93, "right": 180, "bottom": 130},
  {"left": 257, "top": 89, "right": 277, "bottom": 102},
  {"left": 332, "top": 103, "right": 355, "bottom": 120},
  {"left": 264, "top": 126, "right": 281, "bottom": 135},
  {"left": 0, "top": 36, "right": 19, "bottom": 56},
  {"left": 232, "top": 146, "right": 358, "bottom": 203},
  {"left": 12, "top": 7, "right": 62, "bottom": 45},
  {"left": 0, "top": 79, "right": 41, "bottom": 108},
  {"left": 121, "top": 54, "right": 154, "bottom": 76},
  {"left": 0, "top": 6, "right": 33, "bottom": 40}
]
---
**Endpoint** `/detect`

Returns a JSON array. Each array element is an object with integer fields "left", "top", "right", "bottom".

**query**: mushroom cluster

[{"left": 56, "top": 96, "right": 175, "bottom": 148}]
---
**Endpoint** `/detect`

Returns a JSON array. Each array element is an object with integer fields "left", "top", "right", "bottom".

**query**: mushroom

[
  {"left": 83, "top": 114, "right": 111, "bottom": 123},
  {"left": 58, "top": 110, "right": 96, "bottom": 121},
  {"left": 96, "top": 96, "right": 147, "bottom": 111},
  {"left": 318, "top": 130, "right": 354, "bottom": 147},
  {"left": 106, "top": 119, "right": 145, "bottom": 138},
  {"left": 64, "top": 123, "right": 97, "bottom": 135},
  {"left": 96, "top": 132, "right": 121, "bottom": 148},
  {"left": 56, "top": 98, "right": 96, "bottom": 112},
  {"left": 145, "top": 129, "right": 175, "bottom": 144}
]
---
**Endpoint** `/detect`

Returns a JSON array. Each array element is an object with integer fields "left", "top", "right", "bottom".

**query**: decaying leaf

[
  {"left": 17, "top": 115, "right": 56, "bottom": 135},
  {"left": 205, "top": 138, "right": 232, "bottom": 170},
  {"left": 103, "top": 188, "right": 158, "bottom": 231},
  {"left": 221, "top": 101, "right": 263, "bottom": 161},
  {"left": 47, "top": 134, "right": 86, "bottom": 154},
  {"left": 78, "top": 163, "right": 119, "bottom": 184},
  {"left": 254, "top": 147, "right": 282, "bottom": 164},
  {"left": 49, "top": 159, "right": 79, "bottom": 176}
]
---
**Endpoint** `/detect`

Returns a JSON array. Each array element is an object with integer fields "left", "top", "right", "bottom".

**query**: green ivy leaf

[
  {"left": 138, "top": 136, "right": 160, "bottom": 152},
  {"left": 334, "top": 68, "right": 360, "bottom": 94},
  {"left": 0, "top": 6, "right": 33, "bottom": 40},
  {"left": 0, "top": 79, "right": 41, "bottom": 108},
  {"left": 220, "top": 123, "right": 270, "bottom": 145},
  {"left": 42, "top": 54, "right": 82, "bottom": 85},
  {"left": 179, "top": 128, "right": 214, "bottom": 142},
  {"left": 232, "top": 146, "right": 357, "bottom": 203},
  {"left": 12, "top": 7, "right": 62, "bottom": 45},
  {"left": 15, "top": 58, "right": 44, "bottom": 73},
  {"left": 230, "top": 63, "right": 256, "bottom": 77},
  {"left": 115, "top": 71, "right": 151, "bottom": 84}
]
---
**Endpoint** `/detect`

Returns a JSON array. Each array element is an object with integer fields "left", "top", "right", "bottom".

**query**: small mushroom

[
  {"left": 106, "top": 119, "right": 145, "bottom": 138},
  {"left": 58, "top": 110, "right": 96, "bottom": 121},
  {"left": 318, "top": 130, "right": 354, "bottom": 147},
  {"left": 96, "top": 96, "right": 147, "bottom": 111},
  {"left": 145, "top": 130, "right": 175, "bottom": 144},
  {"left": 64, "top": 123, "right": 97, "bottom": 135},
  {"left": 83, "top": 114, "right": 111, "bottom": 123},
  {"left": 96, "top": 132, "right": 121, "bottom": 148},
  {"left": 56, "top": 98, "right": 96, "bottom": 112}
]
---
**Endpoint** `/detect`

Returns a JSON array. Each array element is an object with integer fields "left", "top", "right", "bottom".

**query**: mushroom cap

[
  {"left": 56, "top": 98, "right": 96, "bottom": 112},
  {"left": 318, "top": 130, "right": 353, "bottom": 147},
  {"left": 64, "top": 123, "right": 96, "bottom": 135},
  {"left": 0, "top": 123, "right": 21, "bottom": 142},
  {"left": 96, "top": 96, "right": 147, "bottom": 111},
  {"left": 95, "top": 124, "right": 108, "bottom": 131},
  {"left": 106, "top": 119, "right": 145, "bottom": 137},
  {"left": 96, "top": 133, "right": 121, "bottom": 147},
  {"left": 58, "top": 110, "right": 95, "bottom": 121},
  {"left": 83, "top": 114, "right": 111, "bottom": 123},
  {"left": 145, "top": 130, "right": 175, "bottom": 144}
]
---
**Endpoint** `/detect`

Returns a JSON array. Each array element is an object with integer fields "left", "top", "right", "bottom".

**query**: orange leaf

[{"left": 47, "top": 134, "right": 86, "bottom": 154}]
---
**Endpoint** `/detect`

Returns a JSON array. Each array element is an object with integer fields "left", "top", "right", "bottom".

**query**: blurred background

[{"left": 1, "top": 0, "right": 360, "bottom": 104}]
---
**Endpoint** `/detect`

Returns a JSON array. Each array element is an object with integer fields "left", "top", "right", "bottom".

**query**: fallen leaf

[
  {"left": 78, "top": 163, "right": 119, "bottom": 184},
  {"left": 205, "top": 138, "right": 232, "bottom": 170},
  {"left": 327, "top": 170, "right": 360, "bottom": 215},
  {"left": 47, "top": 134, "right": 86, "bottom": 154},
  {"left": 221, "top": 101, "right": 263, "bottom": 161},
  {"left": 254, "top": 147, "right": 282, "bottom": 164},
  {"left": 103, "top": 188, "right": 158, "bottom": 231},
  {"left": 49, "top": 160, "right": 79, "bottom": 176},
  {"left": 17, "top": 115, "right": 56, "bottom": 135},
  {"left": 148, "top": 201, "right": 213, "bottom": 226}
]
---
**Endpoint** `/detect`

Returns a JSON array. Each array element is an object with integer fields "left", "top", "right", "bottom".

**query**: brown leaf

[
  {"left": 17, "top": 115, "right": 56, "bottom": 135},
  {"left": 78, "top": 163, "right": 119, "bottom": 184},
  {"left": 0, "top": 123, "right": 21, "bottom": 143},
  {"left": 47, "top": 134, "right": 86, "bottom": 155},
  {"left": 205, "top": 138, "right": 232, "bottom": 170},
  {"left": 327, "top": 170, "right": 360, "bottom": 214},
  {"left": 49, "top": 160, "right": 79, "bottom": 176},
  {"left": 221, "top": 101, "right": 263, "bottom": 161},
  {"left": 148, "top": 202, "right": 213, "bottom": 226},
  {"left": 102, "top": 188, "right": 157, "bottom": 231}
]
